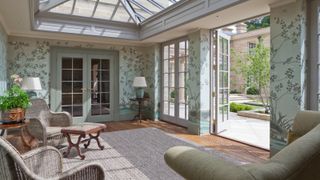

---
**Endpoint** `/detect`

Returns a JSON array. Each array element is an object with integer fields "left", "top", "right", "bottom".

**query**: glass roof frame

[{"left": 38, "top": 0, "right": 182, "bottom": 25}]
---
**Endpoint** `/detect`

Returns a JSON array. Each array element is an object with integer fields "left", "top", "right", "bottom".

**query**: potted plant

[{"left": 0, "top": 75, "right": 30, "bottom": 123}]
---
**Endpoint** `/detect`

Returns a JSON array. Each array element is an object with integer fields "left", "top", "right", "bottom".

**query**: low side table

[
  {"left": 0, "top": 120, "right": 39, "bottom": 153},
  {"left": 61, "top": 123, "right": 106, "bottom": 160}
]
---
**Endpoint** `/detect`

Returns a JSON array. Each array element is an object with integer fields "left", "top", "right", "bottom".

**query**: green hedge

[
  {"left": 230, "top": 102, "right": 253, "bottom": 112},
  {"left": 246, "top": 87, "right": 259, "bottom": 95}
]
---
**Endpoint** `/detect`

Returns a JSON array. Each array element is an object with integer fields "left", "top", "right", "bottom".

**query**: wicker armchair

[
  {"left": 0, "top": 137, "right": 105, "bottom": 180},
  {"left": 25, "top": 99, "right": 73, "bottom": 147}
]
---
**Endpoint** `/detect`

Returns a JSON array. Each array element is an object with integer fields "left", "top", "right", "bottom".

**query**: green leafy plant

[
  {"left": 246, "top": 87, "right": 260, "bottom": 95},
  {"left": 230, "top": 102, "right": 253, "bottom": 112},
  {"left": 0, "top": 85, "right": 30, "bottom": 111}
]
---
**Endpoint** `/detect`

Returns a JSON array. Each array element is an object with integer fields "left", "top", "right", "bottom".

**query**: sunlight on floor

[{"left": 219, "top": 112, "right": 270, "bottom": 150}]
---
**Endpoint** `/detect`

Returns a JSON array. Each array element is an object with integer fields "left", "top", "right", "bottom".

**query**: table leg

[
  {"left": 63, "top": 133, "right": 86, "bottom": 160},
  {"left": 87, "top": 131, "right": 104, "bottom": 150}
]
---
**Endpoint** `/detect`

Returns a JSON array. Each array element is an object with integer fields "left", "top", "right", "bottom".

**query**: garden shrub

[
  {"left": 246, "top": 87, "right": 259, "bottom": 95},
  {"left": 230, "top": 102, "right": 253, "bottom": 112}
]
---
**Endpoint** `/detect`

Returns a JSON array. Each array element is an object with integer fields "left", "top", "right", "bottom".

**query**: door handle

[{"left": 212, "top": 92, "right": 216, "bottom": 97}]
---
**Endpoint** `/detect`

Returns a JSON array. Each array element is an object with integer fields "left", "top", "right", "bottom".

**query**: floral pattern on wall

[
  {"left": 7, "top": 36, "right": 159, "bottom": 120},
  {"left": 0, "top": 22, "right": 7, "bottom": 94},
  {"left": 270, "top": 0, "right": 307, "bottom": 154},
  {"left": 187, "top": 29, "right": 211, "bottom": 134}
]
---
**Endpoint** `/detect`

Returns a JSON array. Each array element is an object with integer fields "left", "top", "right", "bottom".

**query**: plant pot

[{"left": 7, "top": 108, "right": 25, "bottom": 122}]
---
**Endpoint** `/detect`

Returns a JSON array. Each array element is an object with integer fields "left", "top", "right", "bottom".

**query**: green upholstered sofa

[{"left": 164, "top": 111, "right": 320, "bottom": 180}]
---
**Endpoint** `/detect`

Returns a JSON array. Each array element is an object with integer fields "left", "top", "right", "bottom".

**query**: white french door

[
  {"left": 161, "top": 39, "right": 189, "bottom": 127},
  {"left": 51, "top": 50, "right": 116, "bottom": 123},
  {"left": 211, "top": 30, "right": 231, "bottom": 133}
]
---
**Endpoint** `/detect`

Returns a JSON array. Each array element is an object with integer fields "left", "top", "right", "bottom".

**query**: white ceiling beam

[
  {"left": 120, "top": 0, "right": 141, "bottom": 24},
  {"left": 39, "top": 0, "right": 70, "bottom": 12}
]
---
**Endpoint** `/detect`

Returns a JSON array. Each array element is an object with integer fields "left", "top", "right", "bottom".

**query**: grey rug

[{"left": 61, "top": 127, "right": 245, "bottom": 180}]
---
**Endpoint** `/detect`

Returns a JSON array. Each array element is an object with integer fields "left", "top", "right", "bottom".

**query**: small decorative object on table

[
  {"left": 0, "top": 74, "right": 30, "bottom": 124},
  {"left": 133, "top": 76, "right": 147, "bottom": 98}
]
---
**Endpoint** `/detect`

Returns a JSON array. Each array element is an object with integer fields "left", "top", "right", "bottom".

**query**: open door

[{"left": 211, "top": 30, "right": 231, "bottom": 133}]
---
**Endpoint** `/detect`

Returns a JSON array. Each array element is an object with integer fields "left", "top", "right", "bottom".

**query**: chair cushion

[{"left": 46, "top": 127, "right": 63, "bottom": 137}]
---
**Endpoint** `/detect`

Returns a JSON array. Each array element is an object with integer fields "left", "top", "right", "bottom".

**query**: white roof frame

[{"left": 39, "top": 0, "right": 70, "bottom": 12}]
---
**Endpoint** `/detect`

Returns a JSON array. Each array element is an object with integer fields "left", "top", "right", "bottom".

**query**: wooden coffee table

[{"left": 61, "top": 123, "right": 106, "bottom": 160}]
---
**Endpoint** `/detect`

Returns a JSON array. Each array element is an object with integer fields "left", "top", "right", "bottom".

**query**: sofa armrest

[
  {"left": 48, "top": 111, "right": 73, "bottom": 127},
  {"left": 57, "top": 162, "right": 105, "bottom": 180},
  {"left": 164, "top": 146, "right": 253, "bottom": 180},
  {"left": 28, "top": 118, "right": 47, "bottom": 145},
  {"left": 22, "top": 146, "right": 63, "bottom": 178}
]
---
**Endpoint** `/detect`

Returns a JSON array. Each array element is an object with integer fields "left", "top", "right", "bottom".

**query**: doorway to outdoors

[{"left": 211, "top": 16, "right": 270, "bottom": 150}]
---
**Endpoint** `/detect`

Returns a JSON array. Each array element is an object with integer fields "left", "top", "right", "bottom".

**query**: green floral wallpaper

[
  {"left": 7, "top": 36, "right": 160, "bottom": 120},
  {"left": 187, "top": 29, "right": 211, "bottom": 135},
  {"left": 270, "top": 0, "right": 307, "bottom": 154},
  {"left": 0, "top": 22, "right": 7, "bottom": 94}
]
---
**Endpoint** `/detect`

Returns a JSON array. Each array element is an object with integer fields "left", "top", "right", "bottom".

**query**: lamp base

[
  {"left": 26, "top": 91, "right": 37, "bottom": 99},
  {"left": 136, "top": 88, "right": 144, "bottom": 99}
]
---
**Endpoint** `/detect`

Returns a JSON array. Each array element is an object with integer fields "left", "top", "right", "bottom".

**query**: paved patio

[{"left": 218, "top": 112, "right": 270, "bottom": 150}]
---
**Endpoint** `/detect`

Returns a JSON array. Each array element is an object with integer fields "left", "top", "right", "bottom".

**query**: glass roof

[{"left": 41, "top": 0, "right": 181, "bottom": 24}]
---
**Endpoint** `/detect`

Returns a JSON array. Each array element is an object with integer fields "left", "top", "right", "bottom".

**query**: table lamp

[
  {"left": 133, "top": 77, "right": 147, "bottom": 99},
  {"left": 21, "top": 77, "right": 42, "bottom": 98}
]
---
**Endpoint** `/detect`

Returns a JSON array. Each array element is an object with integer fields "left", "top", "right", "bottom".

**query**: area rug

[{"left": 61, "top": 127, "right": 245, "bottom": 180}]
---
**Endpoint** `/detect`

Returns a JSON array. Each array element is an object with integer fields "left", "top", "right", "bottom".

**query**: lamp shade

[
  {"left": 21, "top": 77, "right": 42, "bottom": 90},
  {"left": 132, "top": 77, "right": 147, "bottom": 87}
]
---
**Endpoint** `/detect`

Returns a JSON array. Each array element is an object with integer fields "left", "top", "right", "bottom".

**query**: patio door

[
  {"left": 211, "top": 30, "right": 231, "bottom": 133},
  {"left": 161, "top": 39, "right": 189, "bottom": 127},
  {"left": 54, "top": 52, "right": 114, "bottom": 123}
]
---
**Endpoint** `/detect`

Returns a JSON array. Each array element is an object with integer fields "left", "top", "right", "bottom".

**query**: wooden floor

[{"left": 105, "top": 119, "right": 270, "bottom": 163}]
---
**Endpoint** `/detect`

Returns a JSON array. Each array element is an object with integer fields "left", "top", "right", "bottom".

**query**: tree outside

[{"left": 234, "top": 37, "right": 270, "bottom": 113}]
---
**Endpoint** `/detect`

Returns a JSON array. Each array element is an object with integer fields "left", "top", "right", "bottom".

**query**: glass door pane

[
  {"left": 213, "top": 30, "right": 231, "bottom": 133},
  {"left": 161, "top": 39, "right": 189, "bottom": 127},
  {"left": 91, "top": 58, "right": 110, "bottom": 116},
  {"left": 61, "top": 57, "right": 84, "bottom": 117}
]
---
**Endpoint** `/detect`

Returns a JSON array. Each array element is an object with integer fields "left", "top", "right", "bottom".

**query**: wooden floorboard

[{"left": 105, "top": 119, "right": 270, "bottom": 163}]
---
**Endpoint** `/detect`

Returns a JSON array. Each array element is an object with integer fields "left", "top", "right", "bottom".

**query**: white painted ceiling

[{"left": 0, "top": 0, "right": 279, "bottom": 46}]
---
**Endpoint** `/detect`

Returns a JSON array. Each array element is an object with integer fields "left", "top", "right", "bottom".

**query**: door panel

[
  {"left": 161, "top": 39, "right": 189, "bottom": 127},
  {"left": 212, "top": 30, "right": 231, "bottom": 133},
  {"left": 58, "top": 54, "right": 86, "bottom": 122},
  {"left": 56, "top": 53, "right": 114, "bottom": 123},
  {"left": 87, "top": 55, "right": 113, "bottom": 122}
]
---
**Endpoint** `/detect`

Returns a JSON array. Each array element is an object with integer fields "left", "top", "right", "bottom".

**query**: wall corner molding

[{"left": 269, "top": 0, "right": 296, "bottom": 9}]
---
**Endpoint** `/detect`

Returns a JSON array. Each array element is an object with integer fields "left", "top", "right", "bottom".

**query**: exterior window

[
  {"left": 248, "top": 42, "right": 256, "bottom": 55},
  {"left": 161, "top": 39, "right": 189, "bottom": 126}
]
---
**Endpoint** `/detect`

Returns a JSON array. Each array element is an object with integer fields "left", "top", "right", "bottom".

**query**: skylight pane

[
  {"left": 94, "top": 2, "right": 116, "bottom": 20},
  {"left": 156, "top": 0, "right": 175, "bottom": 8},
  {"left": 50, "top": 0, "right": 74, "bottom": 14},
  {"left": 72, "top": 0, "right": 96, "bottom": 17},
  {"left": 129, "top": 3, "right": 153, "bottom": 19},
  {"left": 112, "top": 4, "right": 131, "bottom": 23},
  {"left": 135, "top": 0, "right": 161, "bottom": 12},
  {"left": 100, "top": 0, "right": 118, "bottom": 5}
]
